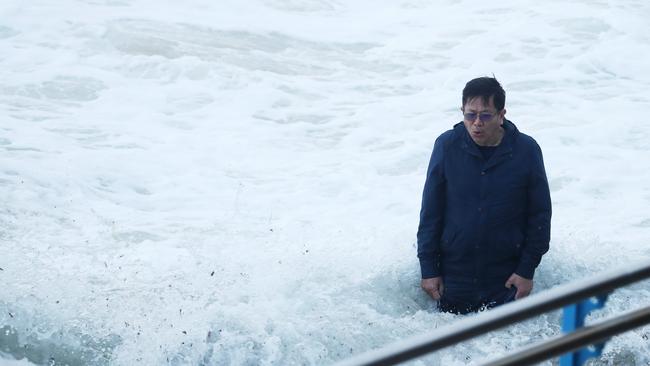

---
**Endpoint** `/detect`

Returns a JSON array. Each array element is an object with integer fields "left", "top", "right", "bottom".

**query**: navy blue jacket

[{"left": 417, "top": 120, "right": 551, "bottom": 283}]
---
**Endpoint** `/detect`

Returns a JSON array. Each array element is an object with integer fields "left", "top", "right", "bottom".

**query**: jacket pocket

[
  {"left": 440, "top": 225, "right": 458, "bottom": 251},
  {"left": 492, "top": 228, "right": 523, "bottom": 260},
  {"left": 489, "top": 199, "right": 525, "bottom": 226}
]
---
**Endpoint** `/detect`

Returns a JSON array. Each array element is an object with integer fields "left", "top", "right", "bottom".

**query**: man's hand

[
  {"left": 421, "top": 277, "right": 444, "bottom": 300},
  {"left": 505, "top": 273, "right": 533, "bottom": 300}
]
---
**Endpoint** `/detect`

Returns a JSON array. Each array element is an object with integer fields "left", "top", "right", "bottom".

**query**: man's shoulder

[
  {"left": 515, "top": 131, "right": 538, "bottom": 145},
  {"left": 507, "top": 120, "right": 541, "bottom": 152},
  {"left": 435, "top": 122, "right": 464, "bottom": 146},
  {"left": 436, "top": 129, "right": 455, "bottom": 143},
  {"left": 514, "top": 132, "right": 542, "bottom": 155}
]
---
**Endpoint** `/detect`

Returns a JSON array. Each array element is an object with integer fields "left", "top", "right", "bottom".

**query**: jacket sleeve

[
  {"left": 417, "top": 135, "right": 447, "bottom": 279},
  {"left": 515, "top": 142, "right": 552, "bottom": 279}
]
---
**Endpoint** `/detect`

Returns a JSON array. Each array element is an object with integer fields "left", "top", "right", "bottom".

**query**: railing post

[{"left": 560, "top": 294, "right": 609, "bottom": 366}]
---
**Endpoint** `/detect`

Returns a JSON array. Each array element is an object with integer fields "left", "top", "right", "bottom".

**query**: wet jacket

[{"left": 417, "top": 119, "right": 551, "bottom": 284}]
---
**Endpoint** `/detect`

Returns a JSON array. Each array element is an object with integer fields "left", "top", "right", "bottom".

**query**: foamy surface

[{"left": 1, "top": 0, "right": 650, "bottom": 364}]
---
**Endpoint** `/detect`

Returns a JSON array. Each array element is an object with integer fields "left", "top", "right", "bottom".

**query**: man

[{"left": 417, "top": 77, "right": 551, "bottom": 314}]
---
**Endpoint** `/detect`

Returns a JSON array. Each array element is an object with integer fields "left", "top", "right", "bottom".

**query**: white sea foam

[{"left": 1, "top": 0, "right": 650, "bottom": 365}]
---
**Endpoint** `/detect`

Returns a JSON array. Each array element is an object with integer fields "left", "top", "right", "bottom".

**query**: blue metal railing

[
  {"left": 335, "top": 261, "right": 650, "bottom": 366},
  {"left": 559, "top": 294, "right": 609, "bottom": 366}
]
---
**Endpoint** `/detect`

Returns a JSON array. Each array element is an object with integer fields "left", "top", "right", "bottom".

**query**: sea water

[{"left": 1, "top": 0, "right": 650, "bottom": 364}]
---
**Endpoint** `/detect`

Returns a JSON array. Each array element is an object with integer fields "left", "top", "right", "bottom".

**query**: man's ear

[{"left": 500, "top": 108, "right": 507, "bottom": 125}]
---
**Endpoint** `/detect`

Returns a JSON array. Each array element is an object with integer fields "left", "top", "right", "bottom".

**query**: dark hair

[{"left": 462, "top": 77, "right": 505, "bottom": 111}]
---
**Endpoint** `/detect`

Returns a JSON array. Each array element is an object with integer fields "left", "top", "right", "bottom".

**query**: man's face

[{"left": 462, "top": 96, "right": 506, "bottom": 146}]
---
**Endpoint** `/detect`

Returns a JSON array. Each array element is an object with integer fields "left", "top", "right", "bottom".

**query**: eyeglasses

[{"left": 463, "top": 111, "right": 498, "bottom": 123}]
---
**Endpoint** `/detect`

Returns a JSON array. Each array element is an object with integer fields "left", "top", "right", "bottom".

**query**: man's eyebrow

[{"left": 465, "top": 109, "right": 493, "bottom": 113}]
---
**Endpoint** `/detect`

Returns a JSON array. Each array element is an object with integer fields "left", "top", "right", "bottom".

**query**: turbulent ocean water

[{"left": 1, "top": 0, "right": 650, "bottom": 365}]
